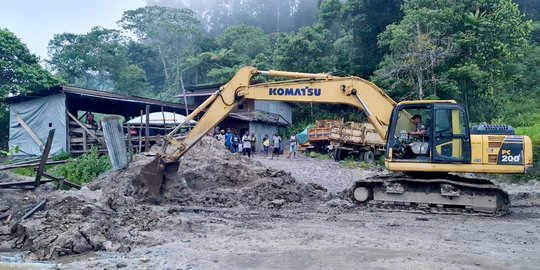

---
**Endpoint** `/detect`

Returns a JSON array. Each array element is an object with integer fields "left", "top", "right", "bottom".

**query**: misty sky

[{"left": 0, "top": 0, "right": 146, "bottom": 60}]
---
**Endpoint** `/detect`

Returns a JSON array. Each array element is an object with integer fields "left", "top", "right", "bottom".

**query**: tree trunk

[
  {"left": 156, "top": 43, "right": 170, "bottom": 88},
  {"left": 417, "top": 72, "right": 424, "bottom": 100}
]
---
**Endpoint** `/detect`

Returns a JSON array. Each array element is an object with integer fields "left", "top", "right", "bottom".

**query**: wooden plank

[
  {"left": 67, "top": 112, "right": 104, "bottom": 145},
  {"left": 0, "top": 179, "right": 56, "bottom": 189},
  {"left": 35, "top": 129, "right": 55, "bottom": 188},
  {"left": 0, "top": 160, "right": 65, "bottom": 171},
  {"left": 15, "top": 114, "right": 45, "bottom": 151},
  {"left": 69, "top": 137, "right": 98, "bottom": 143}
]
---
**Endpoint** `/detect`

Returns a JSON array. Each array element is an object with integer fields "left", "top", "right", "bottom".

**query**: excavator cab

[{"left": 387, "top": 101, "right": 471, "bottom": 164}]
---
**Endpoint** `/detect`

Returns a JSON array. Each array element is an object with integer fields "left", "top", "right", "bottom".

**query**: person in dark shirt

[
  {"left": 224, "top": 128, "right": 232, "bottom": 152},
  {"left": 231, "top": 130, "right": 240, "bottom": 153},
  {"left": 408, "top": 114, "right": 427, "bottom": 139},
  {"left": 86, "top": 112, "right": 98, "bottom": 129}
]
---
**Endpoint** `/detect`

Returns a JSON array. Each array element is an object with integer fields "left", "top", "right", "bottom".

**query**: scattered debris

[{"left": 0, "top": 137, "right": 332, "bottom": 260}]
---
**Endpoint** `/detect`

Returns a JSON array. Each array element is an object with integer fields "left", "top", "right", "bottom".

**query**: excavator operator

[{"left": 407, "top": 114, "right": 427, "bottom": 139}]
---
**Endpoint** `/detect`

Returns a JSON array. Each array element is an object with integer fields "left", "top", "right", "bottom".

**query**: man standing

[
  {"left": 232, "top": 130, "right": 240, "bottom": 153},
  {"left": 287, "top": 132, "right": 297, "bottom": 158},
  {"left": 242, "top": 131, "right": 252, "bottom": 158},
  {"left": 224, "top": 128, "right": 232, "bottom": 152},
  {"left": 262, "top": 134, "right": 270, "bottom": 157},
  {"left": 250, "top": 132, "right": 257, "bottom": 154},
  {"left": 271, "top": 132, "right": 281, "bottom": 159},
  {"left": 215, "top": 130, "right": 225, "bottom": 142}
]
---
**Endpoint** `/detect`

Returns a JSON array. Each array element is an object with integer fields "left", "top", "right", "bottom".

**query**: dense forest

[{"left": 2, "top": 0, "right": 540, "bottom": 148}]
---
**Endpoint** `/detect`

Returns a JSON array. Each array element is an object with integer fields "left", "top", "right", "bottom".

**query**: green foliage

[
  {"left": 373, "top": 0, "right": 535, "bottom": 123},
  {"left": 0, "top": 145, "right": 19, "bottom": 157},
  {"left": 51, "top": 149, "right": 71, "bottom": 161},
  {"left": 1, "top": 28, "right": 64, "bottom": 96},
  {"left": 51, "top": 148, "right": 111, "bottom": 185},
  {"left": 516, "top": 124, "right": 540, "bottom": 146},
  {"left": 119, "top": 6, "right": 203, "bottom": 99},
  {"left": 11, "top": 167, "right": 35, "bottom": 177},
  {"left": 341, "top": 155, "right": 381, "bottom": 170},
  {"left": 308, "top": 151, "right": 331, "bottom": 160},
  {"left": 0, "top": 28, "right": 64, "bottom": 149}
]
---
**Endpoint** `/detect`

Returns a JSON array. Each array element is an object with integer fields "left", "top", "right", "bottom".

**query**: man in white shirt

[
  {"left": 271, "top": 133, "right": 281, "bottom": 159},
  {"left": 287, "top": 133, "right": 297, "bottom": 158},
  {"left": 242, "top": 131, "right": 252, "bottom": 158}
]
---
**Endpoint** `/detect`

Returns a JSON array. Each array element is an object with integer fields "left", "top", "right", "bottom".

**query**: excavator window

[
  {"left": 389, "top": 105, "right": 432, "bottom": 161},
  {"left": 432, "top": 105, "right": 471, "bottom": 163}
]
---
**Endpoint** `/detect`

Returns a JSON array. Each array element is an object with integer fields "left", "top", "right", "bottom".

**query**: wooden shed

[{"left": 6, "top": 86, "right": 189, "bottom": 156}]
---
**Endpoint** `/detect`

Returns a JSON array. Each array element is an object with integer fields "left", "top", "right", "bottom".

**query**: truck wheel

[
  {"left": 332, "top": 149, "right": 340, "bottom": 161},
  {"left": 362, "top": 150, "right": 375, "bottom": 163},
  {"left": 333, "top": 149, "right": 345, "bottom": 161}
]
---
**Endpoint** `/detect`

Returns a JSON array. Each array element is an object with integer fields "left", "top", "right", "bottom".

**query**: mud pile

[
  {"left": 90, "top": 137, "right": 330, "bottom": 207},
  {"left": 1, "top": 137, "right": 331, "bottom": 259}
]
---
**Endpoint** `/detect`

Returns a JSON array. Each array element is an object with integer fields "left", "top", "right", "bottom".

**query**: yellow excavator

[{"left": 137, "top": 67, "right": 534, "bottom": 215}]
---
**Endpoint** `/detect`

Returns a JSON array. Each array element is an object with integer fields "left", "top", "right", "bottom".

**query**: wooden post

[
  {"left": 138, "top": 110, "right": 143, "bottom": 153},
  {"left": 82, "top": 128, "right": 87, "bottom": 152},
  {"left": 35, "top": 129, "right": 55, "bottom": 188},
  {"left": 145, "top": 105, "right": 150, "bottom": 151},
  {"left": 127, "top": 123, "right": 133, "bottom": 154}
]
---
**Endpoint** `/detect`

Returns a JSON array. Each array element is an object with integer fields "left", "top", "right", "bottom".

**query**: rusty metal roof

[{"left": 5, "top": 86, "right": 192, "bottom": 117}]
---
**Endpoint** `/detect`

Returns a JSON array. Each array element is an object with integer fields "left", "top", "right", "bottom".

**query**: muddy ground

[{"left": 1, "top": 140, "right": 539, "bottom": 269}]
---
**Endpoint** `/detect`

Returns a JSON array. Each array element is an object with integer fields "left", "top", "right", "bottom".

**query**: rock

[
  {"left": 116, "top": 262, "right": 127, "bottom": 268},
  {"left": 325, "top": 198, "right": 354, "bottom": 208},
  {"left": 270, "top": 199, "right": 286, "bottom": 207}
]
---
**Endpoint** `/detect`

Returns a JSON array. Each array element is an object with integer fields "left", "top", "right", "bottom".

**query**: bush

[
  {"left": 516, "top": 124, "right": 540, "bottom": 146},
  {"left": 51, "top": 148, "right": 111, "bottom": 185},
  {"left": 308, "top": 151, "right": 331, "bottom": 160},
  {"left": 52, "top": 149, "right": 71, "bottom": 161}
]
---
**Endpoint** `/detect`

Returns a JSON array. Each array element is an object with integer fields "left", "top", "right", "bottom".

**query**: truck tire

[
  {"left": 332, "top": 149, "right": 340, "bottom": 161},
  {"left": 362, "top": 150, "right": 375, "bottom": 163},
  {"left": 333, "top": 149, "right": 345, "bottom": 161}
]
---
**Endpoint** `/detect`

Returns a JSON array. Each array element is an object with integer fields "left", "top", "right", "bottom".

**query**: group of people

[{"left": 215, "top": 129, "right": 297, "bottom": 159}]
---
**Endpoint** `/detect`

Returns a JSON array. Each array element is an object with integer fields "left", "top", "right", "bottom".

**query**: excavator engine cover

[{"left": 136, "top": 155, "right": 180, "bottom": 197}]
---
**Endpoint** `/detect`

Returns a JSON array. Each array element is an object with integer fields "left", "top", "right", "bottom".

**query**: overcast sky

[{"left": 0, "top": 0, "right": 146, "bottom": 60}]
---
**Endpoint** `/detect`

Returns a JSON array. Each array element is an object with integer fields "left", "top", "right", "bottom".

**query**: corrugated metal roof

[
  {"left": 229, "top": 110, "right": 289, "bottom": 126},
  {"left": 5, "top": 86, "right": 188, "bottom": 109}
]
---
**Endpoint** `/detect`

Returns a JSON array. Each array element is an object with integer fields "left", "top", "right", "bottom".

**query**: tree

[
  {"left": 48, "top": 27, "right": 128, "bottom": 91},
  {"left": 0, "top": 28, "right": 64, "bottom": 148},
  {"left": 119, "top": 5, "right": 204, "bottom": 99},
  {"left": 147, "top": 0, "right": 319, "bottom": 35},
  {"left": 272, "top": 24, "right": 334, "bottom": 73},
  {"left": 1, "top": 29, "right": 63, "bottom": 96},
  {"left": 373, "top": 0, "right": 533, "bottom": 122},
  {"left": 336, "top": 0, "right": 403, "bottom": 77}
]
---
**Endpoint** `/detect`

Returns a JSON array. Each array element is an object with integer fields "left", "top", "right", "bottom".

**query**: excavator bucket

[{"left": 136, "top": 155, "right": 180, "bottom": 197}]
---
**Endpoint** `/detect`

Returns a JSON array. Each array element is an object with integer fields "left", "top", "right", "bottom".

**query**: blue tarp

[{"left": 296, "top": 124, "right": 313, "bottom": 145}]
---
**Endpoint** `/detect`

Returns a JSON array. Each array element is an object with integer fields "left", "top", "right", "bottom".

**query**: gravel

[{"left": 252, "top": 153, "right": 379, "bottom": 193}]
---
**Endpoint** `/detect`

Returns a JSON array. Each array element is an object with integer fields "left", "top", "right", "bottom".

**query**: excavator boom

[{"left": 136, "top": 67, "right": 397, "bottom": 197}]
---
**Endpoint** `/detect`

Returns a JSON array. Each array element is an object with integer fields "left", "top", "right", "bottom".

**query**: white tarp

[
  {"left": 126, "top": 112, "right": 196, "bottom": 126},
  {"left": 9, "top": 94, "right": 67, "bottom": 156}
]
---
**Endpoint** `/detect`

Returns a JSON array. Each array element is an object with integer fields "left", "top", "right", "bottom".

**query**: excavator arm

[{"left": 137, "top": 66, "right": 398, "bottom": 197}]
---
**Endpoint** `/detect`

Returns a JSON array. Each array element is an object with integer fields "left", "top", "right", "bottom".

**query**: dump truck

[
  {"left": 329, "top": 122, "right": 385, "bottom": 162},
  {"left": 307, "top": 119, "right": 343, "bottom": 150}
]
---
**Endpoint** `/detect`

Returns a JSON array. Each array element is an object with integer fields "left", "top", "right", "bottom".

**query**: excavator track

[{"left": 349, "top": 174, "right": 510, "bottom": 216}]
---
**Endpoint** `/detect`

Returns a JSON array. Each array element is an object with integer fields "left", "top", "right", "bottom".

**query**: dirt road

[{"left": 54, "top": 152, "right": 540, "bottom": 270}]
